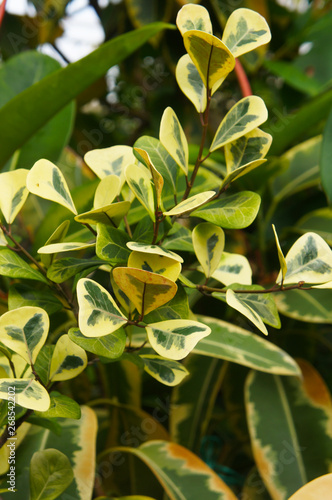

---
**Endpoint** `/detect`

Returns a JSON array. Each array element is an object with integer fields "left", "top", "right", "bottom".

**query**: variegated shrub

[{"left": 0, "top": 3, "right": 332, "bottom": 500}]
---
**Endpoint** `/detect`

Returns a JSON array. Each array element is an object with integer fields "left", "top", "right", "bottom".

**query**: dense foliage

[{"left": 0, "top": 1, "right": 332, "bottom": 499}]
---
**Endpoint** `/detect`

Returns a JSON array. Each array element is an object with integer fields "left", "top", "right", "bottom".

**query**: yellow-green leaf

[
  {"left": 0, "top": 227, "right": 7, "bottom": 246},
  {"left": 30, "top": 448, "right": 74, "bottom": 500},
  {"left": 183, "top": 30, "right": 235, "bottom": 92},
  {"left": 113, "top": 267, "right": 177, "bottom": 316},
  {"left": 289, "top": 473, "right": 332, "bottom": 500},
  {"left": 176, "top": 54, "right": 207, "bottom": 113},
  {"left": 0, "top": 169, "right": 29, "bottom": 224},
  {"left": 125, "top": 163, "right": 155, "bottom": 221},
  {"left": 77, "top": 278, "right": 127, "bottom": 337},
  {"left": 68, "top": 327, "right": 126, "bottom": 360},
  {"left": 210, "top": 251, "right": 252, "bottom": 286},
  {"left": 146, "top": 319, "right": 211, "bottom": 360},
  {"left": 74, "top": 201, "right": 130, "bottom": 227},
  {"left": 222, "top": 8, "right": 271, "bottom": 58},
  {"left": 93, "top": 175, "right": 121, "bottom": 209},
  {"left": 128, "top": 251, "right": 182, "bottom": 281},
  {"left": 210, "top": 96, "right": 268, "bottom": 152},
  {"left": 49, "top": 334, "right": 87, "bottom": 382},
  {"left": 37, "top": 241, "right": 95, "bottom": 254},
  {"left": 0, "top": 248, "right": 48, "bottom": 283},
  {"left": 164, "top": 191, "right": 215, "bottom": 216},
  {"left": 40, "top": 220, "right": 70, "bottom": 268},
  {"left": 0, "top": 307, "right": 49, "bottom": 365},
  {"left": 127, "top": 242, "right": 183, "bottom": 263},
  {"left": 0, "top": 379, "right": 50, "bottom": 411},
  {"left": 110, "top": 273, "right": 135, "bottom": 315},
  {"left": 26, "top": 159, "right": 77, "bottom": 214},
  {"left": 277, "top": 232, "right": 332, "bottom": 285},
  {"left": 176, "top": 4, "right": 212, "bottom": 36},
  {"left": 225, "top": 128, "right": 272, "bottom": 172},
  {"left": 192, "top": 223, "right": 224, "bottom": 278},
  {"left": 159, "top": 107, "right": 188, "bottom": 176},
  {"left": 272, "top": 225, "right": 287, "bottom": 284},
  {"left": 141, "top": 355, "right": 189, "bottom": 386},
  {"left": 134, "top": 147, "right": 164, "bottom": 208},
  {"left": 225, "top": 289, "right": 268, "bottom": 335},
  {"left": 84, "top": 145, "right": 136, "bottom": 187},
  {"left": 96, "top": 224, "right": 130, "bottom": 265}
]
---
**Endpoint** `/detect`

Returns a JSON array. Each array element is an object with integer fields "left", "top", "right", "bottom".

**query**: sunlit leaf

[
  {"left": 0, "top": 248, "right": 48, "bottom": 283},
  {"left": 26, "top": 159, "right": 77, "bottom": 214},
  {"left": 159, "top": 107, "right": 188, "bottom": 175},
  {"left": 192, "top": 223, "right": 224, "bottom": 278},
  {"left": 289, "top": 473, "right": 332, "bottom": 500},
  {"left": 176, "top": 54, "right": 207, "bottom": 113},
  {"left": 141, "top": 355, "right": 189, "bottom": 386},
  {"left": 134, "top": 147, "right": 164, "bottom": 208},
  {"left": 75, "top": 201, "right": 130, "bottom": 227},
  {"left": 210, "top": 251, "right": 252, "bottom": 286},
  {"left": 176, "top": 4, "right": 212, "bottom": 35},
  {"left": 164, "top": 191, "right": 215, "bottom": 216},
  {"left": 0, "top": 227, "right": 7, "bottom": 246},
  {"left": 0, "top": 169, "right": 29, "bottom": 224},
  {"left": 128, "top": 251, "right": 182, "bottom": 281},
  {"left": 84, "top": 145, "right": 136, "bottom": 187},
  {"left": 0, "top": 379, "right": 50, "bottom": 411},
  {"left": 68, "top": 327, "right": 126, "bottom": 360},
  {"left": 49, "top": 334, "right": 87, "bottom": 382},
  {"left": 30, "top": 448, "right": 74, "bottom": 500},
  {"left": 35, "top": 391, "right": 81, "bottom": 419},
  {"left": 93, "top": 175, "right": 121, "bottom": 209},
  {"left": 127, "top": 242, "right": 183, "bottom": 263},
  {"left": 37, "top": 242, "right": 95, "bottom": 254},
  {"left": 40, "top": 220, "right": 70, "bottom": 268},
  {"left": 225, "top": 289, "right": 267, "bottom": 334},
  {"left": 125, "top": 163, "right": 155, "bottom": 221},
  {"left": 272, "top": 225, "right": 287, "bottom": 284}
]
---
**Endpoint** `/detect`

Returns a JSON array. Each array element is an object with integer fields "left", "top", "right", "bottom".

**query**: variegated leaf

[
  {"left": 289, "top": 473, "right": 332, "bottom": 500},
  {"left": 0, "top": 169, "right": 29, "bottom": 224},
  {"left": 277, "top": 232, "right": 332, "bottom": 285},
  {"left": 0, "top": 227, "right": 7, "bottom": 246},
  {"left": 273, "top": 225, "right": 287, "bottom": 284},
  {"left": 141, "top": 355, "right": 189, "bottom": 386},
  {"left": 146, "top": 319, "right": 211, "bottom": 360},
  {"left": 49, "top": 334, "right": 87, "bottom": 382},
  {"left": 84, "top": 145, "right": 136, "bottom": 187},
  {"left": 210, "top": 97, "right": 268, "bottom": 152},
  {"left": 274, "top": 288, "right": 332, "bottom": 324},
  {"left": 47, "top": 257, "right": 104, "bottom": 283},
  {"left": 93, "top": 175, "right": 121, "bottom": 208},
  {"left": 127, "top": 242, "right": 183, "bottom": 263},
  {"left": 192, "top": 223, "right": 225, "bottom": 278},
  {"left": 125, "top": 163, "right": 155, "bottom": 221},
  {"left": 26, "top": 159, "right": 77, "bottom": 214},
  {"left": 192, "top": 191, "right": 260, "bottom": 229},
  {"left": 159, "top": 107, "right": 188, "bottom": 175},
  {"left": 222, "top": 8, "right": 271, "bottom": 58},
  {"left": 0, "top": 248, "right": 48, "bottom": 283},
  {"left": 222, "top": 159, "right": 267, "bottom": 188},
  {"left": 164, "top": 191, "right": 215, "bottom": 216},
  {"left": 225, "top": 128, "right": 272, "bottom": 172},
  {"left": 210, "top": 251, "right": 252, "bottom": 286},
  {"left": 96, "top": 224, "right": 131, "bottom": 264},
  {"left": 40, "top": 220, "right": 70, "bottom": 268},
  {"left": 245, "top": 361, "right": 332, "bottom": 499},
  {"left": 68, "top": 326, "right": 126, "bottom": 360},
  {"left": 225, "top": 289, "right": 267, "bottom": 334},
  {"left": 176, "top": 54, "right": 207, "bottom": 113},
  {"left": 0, "top": 379, "right": 50, "bottom": 411},
  {"left": 183, "top": 31, "right": 235, "bottom": 92},
  {"left": 134, "top": 147, "right": 164, "bottom": 208},
  {"left": 0, "top": 306, "right": 49, "bottom": 365},
  {"left": 163, "top": 223, "right": 194, "bottom": 252},
  {"left": 110, "top": 273, "right": 135, "bottom": 315},
  {"left": 75, "top": 200, "right": 130, "bottom": 227},
  {"left": 37, "top": 242, "right": 95, "bottom": 254},
  {"left": 77, "top": 278, "right": 127, "bottom": 337},
  {"left": 128, "top": 251, "right": 182, "bottom": 281},
  {"left": 112, "top": 267, "right": 177, "bottom": 316},
  {"left": 176, "top": 4, "right": 212, "bottom": 35}
]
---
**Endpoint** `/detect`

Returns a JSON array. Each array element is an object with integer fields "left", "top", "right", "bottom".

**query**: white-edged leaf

[
  {"left": 176, "top": 54, "right": 207, "bottom": 113},
  {"left": 0, "top": 378, "right": 50, "bottom": 411},
  {"left": 192, "top": 223, "right": 225, "bottom": 278},
  {"left": 141, "top": 355, "right": 189, "bottom": 386},
  {"left": 127, "top": 242, "right": 183, "bottom": 263},
  {"left": 125, "top": 163, "right": 155, "bottom": 221},
  {"left": 37, "top": 242, "right": 95, "bottom": 254},
  {"left": 210, "top": 251, "right": 252, "bottom": 286},
  {"left": 0, "top": 169, "right": 29, "bottom": 224},
  {"left": 225, "top": 289, "right": 268, "bottom": 335},
  {"left": 49, "top": 334, "right": 87, "bottom": 382},
  {"left": 160, "top": 107, "right": 188, "bottom": 175},
  {"left": 84, "top": 145, "right": 136, "bottom": 187},
  {"left": 164, "top": 191, "right": 215, "bottom": 216},
  {"left": 176, "top": 4, "right": 212, "bottom": 36}
]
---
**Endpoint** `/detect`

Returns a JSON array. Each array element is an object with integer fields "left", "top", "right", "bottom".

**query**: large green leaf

[
  {"left": 274, "top": 288, "right": 332, "bottom": 324},
  {"left": 320, "top": 107, "right": 332, "bottom": 205},
  {"left": 0, "top": 248, "right": 48, "bottom": 284},
  {"left": 30, "top": 448, "right": 74, "bottom": 500},
  {"left": 68, "top": 327, "right": 126, "bottom": 360},
  {"left": 295, "top": 208, "right": 332, "bottom": 245},
  {"left": 35, "top": 391, "right": 81, "bottom": 420},
  {"left": 245, "top": 361, "right": 332, "bottom": 499},
  {"left": 0, "top": 22, "right": 174, "bottom": 169}
]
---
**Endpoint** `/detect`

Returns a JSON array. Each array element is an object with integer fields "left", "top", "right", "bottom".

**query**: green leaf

[
  {"left": 68, "top": 327, "right": 126, "bottom": 360},
  {"left": 0, "top": 23, "right": 174, "bottom": 169},
  {"left": 0, "top": 306, "right": 49, "bottom": 365},
  {"left": 35, "top": 391, "right": 81, "bottom": 420},
  {"left": 0, "top": 248, "right": 48, "bottom": 284},
  {"left": 164, "top": 191, "right": 215, "bottom": 216},
  {"left": 40, "top": 220, "right": 70, "bottom": 269},
  {"left": 274, "top": 288, "right": 332, "bottom": 324},
  {"left": 49, "top": 334, "right": 87, "bottom": 382},
  {"left": 30, "top": 448, "right": 74, "bottom": 500},
  {"left": 277, "top": 232, "right": 332, "bottom": 285},
  {"left": 37, "top": 242, "right": 95, "bottom": 255},
  {"left": 141, "top": 355, "right": 189, "bottom": 386},
  {"left": 8, "top": 284, "right": 63, "bottom": 315},
  {"left": 0, "top": 379, "right": 50, "bottom": 412},
  {"left": 176, "top": 54, "right": 206, "bottom": 113},
  {"left": 176, "top": 4, "right": 212, "bottom": 36},
  {"left": 26, "top": 159, "right": 77, "bottom": 214},
  {"left": 127, "top": 242, "right": 183, "bottom": 263},
  {"left": 163, "top": 223, "right": 194, "bottom": 252},
  {"left": 320, "top": 107, "right": 332, "bottom": 205},
  {"left": 272, "top": 225, "right": 287, "bottom": 284},
  {"left": 146, "top": 319, "right": 211, "bottom": 360},
  {"left": 296, "top": 208, "right": 332, "bottom": 245},
  {"left": 210, "top": 96, "right": 268, "bottom": 152},
  {"left": 245, "top": 361, "right": 332, "bottom": 498},
  {"left": 77, "top": 278, "right": 127, "bottom": 337},
  {"left": 159, "top": 107, "right": 188, "bottom": 175},
  {"left": 192, "top": 223, "right": 225, "bottom": 278},
  {"left": 125, "top": 164, "right": 155, "bottom": 221},
  {"left": 144, "top": 284, "right": 190, "bottom": 323},
  {"left": 47, "top": 257, "right": 104, "bottom": 283},
  {"left": 210, "top": 252, "right": 252, "bottom": 286},
  {"left": 96, "top": 224, "right": 131, "bottom": 264},
  {"left": 33, "top": 345, "right": 54, "bottom": 386},
  {"left": 264, "top": 60, "right": 322, "bottom": 97},
  {"left": 222, "top": 8, "right": 271, "bottom": 58},
  {"left": 192, "top": 191, "right": 260, "bottom": 229},
  {"left": 0, "top": 169, "right": 29, "bottom": 224},
  {"left": 74, "top": 201, "right": 131, "bottom": 227}
]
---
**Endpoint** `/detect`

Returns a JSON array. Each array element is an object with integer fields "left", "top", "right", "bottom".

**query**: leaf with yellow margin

[
  {"left": 176, "top": 4, "right": 212, "bottom": 36},
  {"left": 74, "top": 201, "right": 130, "bottom": 227},
  {"left": 134, "top": 147, "right": 164, "bottom": 208},
  {"left": 84, "top": 145, "right": 136, "bottom": 187},
  {"left": 128, "top": 251, "right": 182, "bottom": 281},
  {"left": 192, "top": 223, "right": 224, "bottom": 278},
  {"left": 141, "top": 355, "right": 189, "bottom": 386},
  {"left": 176, "top": 54, "right": 207, "bottom": 113},
  {"left": 125, "top": 163, "right": 155, "bottom": 221},
  {"left": 49, "top": 334, "right": 87, "bottom": 382},
  {"left": 0, "top": 379, "right": 50, "bottom": 411},
  {"left": 0, "top": 169, "right": 29, "bottom": 224},
  {"left": 160, "top": 107, "right": 188, "bottom": 176},
  {"left": 164, "top": 191, "right": 215, "bottom": 216},
  {"left": 289, "top": 473, "right": 332, "bottom": 499}
]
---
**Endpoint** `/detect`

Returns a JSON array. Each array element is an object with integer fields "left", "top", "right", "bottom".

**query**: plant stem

[{"left": 234, "top": 59, "right": 252, "bottom": 97}]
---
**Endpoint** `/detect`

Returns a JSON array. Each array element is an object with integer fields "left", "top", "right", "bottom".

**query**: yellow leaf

[
  {"left": 128, "top": 251, "right": 182, "bottom": 281},
  {"left": 192, "top": 223, "right": 225, "bottom": 278},
  {"left": 74, "top": 201, "right": 130, "bottom": 226},
  {"left": 84, "top": 145, "right": 136, "bottom": 187},
  {"left": 49, "top": 334, "right": 87, "bottom": 382},
  {"left": 176, "top": 4, "right": 212, "bottom": 36},
  {"left": 93, "top": 175, "right": 121, "bottom": 208},
  {"left": 0, "top": 169, "right": 29, "bottom": 224},
  {"left": 159, "top": 107, "right": 188, "bottom": 176}
]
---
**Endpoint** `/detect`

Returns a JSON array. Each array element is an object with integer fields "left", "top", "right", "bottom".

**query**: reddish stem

[
  {"left": 234, "top": 59, "right": 252, "bottom": 97},
  {"left": 0, "top": 0, "right": 7, "bottom": 30}
]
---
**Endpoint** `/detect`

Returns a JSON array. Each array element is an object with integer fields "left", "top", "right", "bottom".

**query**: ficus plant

[{"left": 0, "top": 3, "right": 332, "bottom": 500}]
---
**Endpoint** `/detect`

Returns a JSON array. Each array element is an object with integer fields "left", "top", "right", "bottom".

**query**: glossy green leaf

[
  {"left": 0, "top": 248, "right": 48, "bottom": 283},
  {"left": 210, "top": 96, "right": 268, "bottom": 152},
  {"left": 8, "top": 284, "right": 63, "bottom": 315},
  {"left": 176, "top": 54, "right": 207, "bottom": 113},
  {"left": 289, "top": 473, "right": 332, "bottom": 500},
  {"left": 35, "top": 391, "right": 81, "bottom": 420},
  {"left": 210, "top": 251, "right": 252, "bottom": 286},
  {"left": 0, "top": 23, "right": 173, "bottom": 169},
  {"left": 320, "top": 108, "right": 332, "bottom": 205},
  {"left": 163, "top": 223, "right": 194, "bottom": 252},
  {"left": 176, "top": 4, "right": 212, "bottom": 35},
  {"left": 0, "top": 306, "right": 49, "bottom": 365},
  {"left": 141, "top": 355, "right": 189, "bottom": 386},
  {"left": 222, "top": 8, "right": 271, "bottom": 58},
  {"left": 40, "top": 220, "right": 70, "bottom": 268},
  {"left": 245, "top": 361, "right": 332, "bottom": 499},
  {"left": 125, "top": 163, "right": 155, "bottom": 221},
  {"left": 0, "top": 379, "right": 50, "bottom": 412},
  {"left": 264, "top": 60, "right": 322, "bottom": 97},
  {"left": 94, "top": 175, "right": 121, "bottom": 209},
  {"left": 273, "top": 225, "right": 287, "bottom": 284},
  {"left": 47, "top": 257, "right": 104, "bottom": 283},
  {"left": 134, "top": 147, "right": 164, "bottom": 208},
  {"left": 113, "top": 267, "right": 177, "bottom": 316},
  {"left": 222, "top": 159, "right": 267, "bottom": 188},
  {"left": 37, "top": 242, "right": 95, "bottom": 254},
  {"left": 164, "top": 191, "right": 215, "bottom": 216},
  {"left": 74, "top": 201, "right": 131, "bottom": 227},
  {"left": 127, "top": 242, "right": 183, "bottom": 263},
  {"left": 296, "top": 208, "right": 332, "bottom": 245},
  {"left": 96, "top": 224, "right": 131, "bottom": 264},
  {"left": 195, "top": 315, "right": 300, "bottom": 375},
  {"left": 0, "top": 169, "right": 29, "bottom": 224},
  {"left": 193, "top": 191, "right": 260, "bottom": 229},
  {"left": 274, "top": 288, "right": 332, "bottom": 324},
  {"left": 77, "top": 278, "right": 127, "bottom": 337},
  {"left": 146, "top": 319, "right": 211, "bottom": 360},
  {"left": 30, "top": 448, "right": 74, "bottom": 500},
  {"left": 68, "top": 326, "right": 126, "bottom": 360},
  {"left": 26, "top": 159, "right": 77, "bottom": 214},
  {"left": 49, "top": 334, "right": 87, "bottom": 382},
  {"left": 128, "top": 251, "right": 182, "bottom": 281},
  {"left": 183, "top": 30, "right": 235, "bottom": 92},
  {"left": 192, "top": 223, "right": 225, "bottom": 278},
  {"left": 277, "top": 232, "right": 332, "bottom": 285},
  {"left": 159, "top": 107, "right": 188, "bottom": 175}
]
